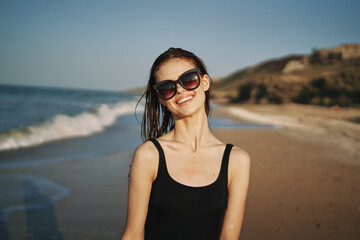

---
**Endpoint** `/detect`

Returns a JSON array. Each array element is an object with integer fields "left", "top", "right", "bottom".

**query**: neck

[{"left": 171, "top": 109, "right": 212, "bottom": 152}]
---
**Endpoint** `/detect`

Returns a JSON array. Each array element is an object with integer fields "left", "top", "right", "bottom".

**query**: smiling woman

[{"left": 121, "top": 48, "right": 250, "bottom": 240}]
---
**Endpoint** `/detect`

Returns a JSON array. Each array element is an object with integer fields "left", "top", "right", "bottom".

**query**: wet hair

[{"left": 137, "top": 47, "right": 212, "bottom": 141}]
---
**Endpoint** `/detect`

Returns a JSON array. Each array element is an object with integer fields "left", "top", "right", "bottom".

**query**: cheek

[{"left": 197, "top": 85, "right": 207, "bottom": 98}]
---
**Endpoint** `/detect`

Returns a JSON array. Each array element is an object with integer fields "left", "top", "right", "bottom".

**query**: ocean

[
  {"left": 0, "top": 84, "right": 142, "bottom": 152},
  {"left": 0, "top": 84, "right": 273, "bottom": 239}
]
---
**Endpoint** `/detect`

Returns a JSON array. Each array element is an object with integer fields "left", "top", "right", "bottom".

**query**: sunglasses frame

[{"left": 152, "top": 68, "right": 202, "bottom": 100}]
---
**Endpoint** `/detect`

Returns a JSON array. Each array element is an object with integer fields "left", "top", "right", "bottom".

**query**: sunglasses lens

[
  {"left": 158, "top": 82, "right": 176, "bottom": 99},
  {"left": 181, "top": 72, "right": 200, "bottom": 90}
]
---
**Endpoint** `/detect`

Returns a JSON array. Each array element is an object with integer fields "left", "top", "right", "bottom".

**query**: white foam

[{"left": 0, "top": 101, "right": 143, "bottom": 151}]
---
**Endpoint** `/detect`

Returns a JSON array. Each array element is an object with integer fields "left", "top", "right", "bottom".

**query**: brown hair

[{"left": 137, "top": 47, "right": 212, "bottom": 141}]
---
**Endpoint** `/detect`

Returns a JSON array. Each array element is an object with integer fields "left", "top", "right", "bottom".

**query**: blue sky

[{"left": 1, "top": 0, "right": 359, "bottom": 91}]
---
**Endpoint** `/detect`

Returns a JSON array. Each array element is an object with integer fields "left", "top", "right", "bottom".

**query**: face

[{"left": 154, "top": 58, "right": 210, "bottom": 119}]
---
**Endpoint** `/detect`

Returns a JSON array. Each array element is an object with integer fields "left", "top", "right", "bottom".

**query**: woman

[{"left": 121, "top": 48, "right": 250, "bottom": 240}]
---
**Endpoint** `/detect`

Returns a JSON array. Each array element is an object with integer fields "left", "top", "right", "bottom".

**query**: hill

[{"left": 212, "top": 44, "right": 360, "bottom": 106}]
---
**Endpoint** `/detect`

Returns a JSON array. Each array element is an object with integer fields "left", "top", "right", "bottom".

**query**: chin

[{"left": 173, "top": 104, "right": 206, "bottom": 119}]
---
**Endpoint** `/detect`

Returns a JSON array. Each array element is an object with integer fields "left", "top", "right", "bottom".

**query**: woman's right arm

[{"left": 121, "top": 141, "right": 158, "bottom": 240}]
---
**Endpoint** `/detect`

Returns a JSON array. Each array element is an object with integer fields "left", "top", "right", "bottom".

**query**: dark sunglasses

[{"left": 153, "top": 68, "right": 202, "bottom": 100}]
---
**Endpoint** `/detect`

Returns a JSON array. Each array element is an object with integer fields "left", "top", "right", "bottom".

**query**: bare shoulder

[
  {"left": 130, "top": 140, "right": 159, "bottom": 180},
  {"left": 228, "top": 146, "right": 251, "bottom": 177},
  {"left": 229, "top": 146, "right": 250, "bottom": 164},
  {"left": 133, "top": 140, "right": 158, "bottom": 160}
]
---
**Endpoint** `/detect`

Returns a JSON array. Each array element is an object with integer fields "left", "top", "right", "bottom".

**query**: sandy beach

[
  {"left": 213, "top": 103, "right": 360, "bottom": 240},
  {"left": 1, "top": 103, "right": 359, "bottom": 240}
]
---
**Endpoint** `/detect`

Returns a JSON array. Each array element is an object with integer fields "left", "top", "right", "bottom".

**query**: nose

[{"left": 176, "top": 83, "right": 186, "bottom": 94}]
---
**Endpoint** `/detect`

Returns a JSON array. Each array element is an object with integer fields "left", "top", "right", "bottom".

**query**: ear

[{"left": 202, "top": 74, "right": 210, "bottom": 91}]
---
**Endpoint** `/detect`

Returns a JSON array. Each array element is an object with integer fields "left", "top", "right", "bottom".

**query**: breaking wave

[{"left": 0, "top": 101, "right": 142, "bottom": 151}]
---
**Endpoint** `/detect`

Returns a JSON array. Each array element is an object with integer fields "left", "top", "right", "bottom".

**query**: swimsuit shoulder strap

[
  {"left": 147, "top": 138, "right": 166, "bottom": 178},
  {"left": 219, "top": 143, "right": 234, "bottom": 186}
]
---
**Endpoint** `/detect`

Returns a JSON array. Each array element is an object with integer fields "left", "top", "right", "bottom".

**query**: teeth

[{"left": 177, "top": 96, "right": 193, "bottom": 104}]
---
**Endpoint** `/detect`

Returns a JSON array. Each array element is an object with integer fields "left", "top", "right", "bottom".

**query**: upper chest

[{"left": 160, "top": 144, "right": 227, "bottom": 187}]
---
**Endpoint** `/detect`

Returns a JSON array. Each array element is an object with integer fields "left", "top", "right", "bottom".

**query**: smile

[{"left": 176, "top": 95, "right": 193, "bottom": 104}]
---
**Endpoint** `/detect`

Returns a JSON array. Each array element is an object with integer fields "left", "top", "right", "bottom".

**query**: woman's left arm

[{"left": 220, "top": 147, "right": 251, "bottom": 240}]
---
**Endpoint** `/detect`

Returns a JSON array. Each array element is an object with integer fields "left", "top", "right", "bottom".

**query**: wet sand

[{"left": 0, "top": 150, "right": 133, "bottom": 240}]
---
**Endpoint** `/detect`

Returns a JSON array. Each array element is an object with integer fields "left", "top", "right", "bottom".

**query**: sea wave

[{"left": 0, "top": 100, "right": 142, "bottom": 151}]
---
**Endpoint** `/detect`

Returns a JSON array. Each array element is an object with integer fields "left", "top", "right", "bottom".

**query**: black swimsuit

[{"left": 145, "top": 139, "right": 233, "bottom": 240}]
